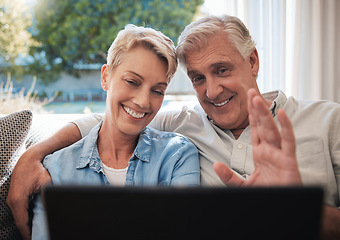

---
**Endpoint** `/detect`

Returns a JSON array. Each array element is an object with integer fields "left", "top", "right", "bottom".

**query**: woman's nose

[{"left": 134, "top": 91, "right": 150, "bottom": 109}]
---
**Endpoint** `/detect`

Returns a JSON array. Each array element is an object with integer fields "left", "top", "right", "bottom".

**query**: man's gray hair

[{"left": 176, "top": 15, "right": 256, "bottom": 66}]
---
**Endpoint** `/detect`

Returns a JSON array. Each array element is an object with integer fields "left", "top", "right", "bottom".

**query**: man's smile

[{"left": 211, "top": 96, "right": 234, "bottom": 107}]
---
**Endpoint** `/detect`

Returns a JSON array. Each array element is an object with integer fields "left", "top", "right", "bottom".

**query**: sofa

[{"left": 0, "top": 110, "right": 85, "bottom": 240}]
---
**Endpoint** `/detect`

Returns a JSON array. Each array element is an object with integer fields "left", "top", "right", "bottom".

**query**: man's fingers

[
  {"left": 7, "top": 194, "right": 31, "bottom": 240},
  {"left": 213, "top": 162, "right": 244, "bottom": 186},
  {"left": 14, "top": 209, "right": 31, "bottom": 240},
  {"left": 277, "top": 109, "right": 296, "bottom": 156},
  {"left": 248, "top": 89, "right": 260, "bottom": 146},
  {"left": 36, "top": 169, "right": 53, "bottom": 192},
  {"left": 248, "top": 89, "right": 281, "bottom": 147},
  {"left": 7, "top": 161, "right": 52, "bottom": 240}
]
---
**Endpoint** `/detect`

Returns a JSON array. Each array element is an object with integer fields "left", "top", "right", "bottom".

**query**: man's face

[{"left": 185, "top": 32, "right": 259, "bottom": 132}]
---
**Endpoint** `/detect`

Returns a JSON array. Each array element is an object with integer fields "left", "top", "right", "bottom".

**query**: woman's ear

[
  {"left": 101, "top": 64, "right": 109, "bottom": 91},
  {"left": 249, "top": 48, "right": 259, "bottom": 78}
]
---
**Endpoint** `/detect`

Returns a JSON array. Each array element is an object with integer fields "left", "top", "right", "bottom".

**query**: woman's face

[{"left": 101, "top": 46, "right": 168, "bottom": 138}]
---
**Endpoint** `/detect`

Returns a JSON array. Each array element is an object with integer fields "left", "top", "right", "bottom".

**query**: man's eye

[
  {"left": 217, "top": 67, "right": 232, "bottom": 76},
  {"left": 192, "top": 76, "right": 205, "bottom": 84},
  {"left": 218, "top": 68, "right": 229, "bottom": 74}
]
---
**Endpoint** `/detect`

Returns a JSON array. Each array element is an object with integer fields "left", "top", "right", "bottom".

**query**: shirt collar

[
  {"left": 76, "top": 122, "right": 152, "bottom": 170},
  {"left": 133, "top": 127, "right": 152, "bottom": 162},
  {"left": 262, "top": 90, "right": 287, "bottom": 117},
  {"left": 77, "top": 122, "right": 102, "bottom": 172}
]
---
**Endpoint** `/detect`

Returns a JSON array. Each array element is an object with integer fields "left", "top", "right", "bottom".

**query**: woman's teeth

[{"left": 123, "top": 106, "right": 145, "bottom": 119}]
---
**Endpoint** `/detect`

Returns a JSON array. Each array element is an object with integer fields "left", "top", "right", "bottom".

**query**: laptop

[{"left": 43, "top": 185, "right": 323, "bottom": 240}]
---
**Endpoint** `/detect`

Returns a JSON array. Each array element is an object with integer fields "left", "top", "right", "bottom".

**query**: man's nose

[{"left": 205, "top": 77, "right": 223, "bottom": 100}]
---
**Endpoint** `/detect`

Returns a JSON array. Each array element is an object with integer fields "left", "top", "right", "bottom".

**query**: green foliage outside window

[
  {"left": 29, "top": 0, "right": 203, "bottom": 84},
  {"left": 0, "top": 0, "right": 41, "bottom": 79}
]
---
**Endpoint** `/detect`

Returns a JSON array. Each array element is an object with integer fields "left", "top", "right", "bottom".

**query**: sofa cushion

[
  {"left": 0, "top": 110, "right": 32, "bottom": 240},
  {"left": 25, "top": 113, "right": 86, "bottom": 148}
]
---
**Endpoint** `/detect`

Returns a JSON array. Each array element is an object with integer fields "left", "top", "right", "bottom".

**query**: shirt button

[{"left": 237, "top": 144, "right": 243, "bottom": 149}]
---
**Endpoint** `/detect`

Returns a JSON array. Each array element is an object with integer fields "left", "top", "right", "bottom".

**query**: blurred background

[{"left": 1, "top": 0, "right": 339, "bottom": 114}]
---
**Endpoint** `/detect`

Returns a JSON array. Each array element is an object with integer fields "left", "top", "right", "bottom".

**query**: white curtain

[{"left": 203, "top": 0, "right": 340, "bottom": 102}]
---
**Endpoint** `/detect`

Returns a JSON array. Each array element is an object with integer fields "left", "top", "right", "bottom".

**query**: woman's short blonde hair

[
  {"left": 107, "top": 24, "right": 177, "bottom": 81},
  {"left": 176, "top": 15, "right": 256, "bottom": 67}
]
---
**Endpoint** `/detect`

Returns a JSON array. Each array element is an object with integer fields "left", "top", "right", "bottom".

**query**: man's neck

[
  {"left": 231, "top": 99, "right": 273, "bottom": 140},
  {"left": 231, "top": 128, "right": 246, "bottom": 140}
]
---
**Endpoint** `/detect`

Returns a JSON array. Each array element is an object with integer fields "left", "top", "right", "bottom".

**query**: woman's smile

[{"left": 122, "top": 104, "right": 147, "bottom": 119}]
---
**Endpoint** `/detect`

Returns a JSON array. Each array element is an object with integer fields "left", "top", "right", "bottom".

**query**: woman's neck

[{"left": 97, "top": 119, "right": 138, "bottom": 169}]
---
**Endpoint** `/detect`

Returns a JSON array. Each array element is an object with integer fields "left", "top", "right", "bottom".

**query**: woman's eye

[
  {"left": 153, "top": 90, "right": 164, "bottom": 96},
  {"left": 125, "top": 79, "right": 138, "bottom": 86}
]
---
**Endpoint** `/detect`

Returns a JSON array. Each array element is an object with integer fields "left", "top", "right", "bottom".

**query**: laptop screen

[{"left": 43, "top": 185, "right": 323, "bottom": 240}]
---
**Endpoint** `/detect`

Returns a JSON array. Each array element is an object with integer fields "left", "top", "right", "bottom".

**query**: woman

[{"left": 31, "top": 25, "right": 200, "bottom": 240}]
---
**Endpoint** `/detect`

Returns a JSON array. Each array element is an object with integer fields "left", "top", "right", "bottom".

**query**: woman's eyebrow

[
  {"left": 126, "top": 71, "right": 144, "bottom": 80},
  {"left": 156, "top": 82, "right": 168, "bottom": 87},
  {"left": 126, "top": 71, "right": 168, "bottom": 86}
]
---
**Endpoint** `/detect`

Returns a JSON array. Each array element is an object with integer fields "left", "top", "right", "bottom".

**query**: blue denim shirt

[{"left": 32, "top": 122, "right": 200, "bottom": 240}]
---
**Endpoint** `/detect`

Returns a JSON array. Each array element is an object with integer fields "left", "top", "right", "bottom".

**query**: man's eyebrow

[
  {"left": 187, "top": 62, "right": 235, "bottom": 76},
  {"left": 187, "top": 69, "right": 201, "bottom": 76},
  {"left": 210, "top": 62, "right": 234, "bottom": 70}
]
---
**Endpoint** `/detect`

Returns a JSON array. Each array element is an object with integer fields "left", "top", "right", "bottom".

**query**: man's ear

[
  {"left": 249, "top": 48, "right": 259, "bottom": 78},
  {"left": 101, "top": 64, "right": 109, "bottom": 91}
]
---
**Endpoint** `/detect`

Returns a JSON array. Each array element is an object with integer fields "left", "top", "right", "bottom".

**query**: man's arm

[{"left": 7, "top": 123, "right": 81, "bottom": 240}]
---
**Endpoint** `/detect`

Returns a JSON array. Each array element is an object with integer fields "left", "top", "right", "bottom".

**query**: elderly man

[{"left": 8, "top": 15, "right": 340, "bottom": 239}]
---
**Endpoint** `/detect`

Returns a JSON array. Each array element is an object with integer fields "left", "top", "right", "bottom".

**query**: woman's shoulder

[
  {"left": 42, "top": 138, "right": 86, "bottom": 168},
  {"left": 144, "top": 126, "right": 196, "bottom": 149},
  {"left": 43, "top": 122, "right": 101, "bottom": 167},
  {"left": 146, "top": 126, "right": 186, "bottom": 139}
]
